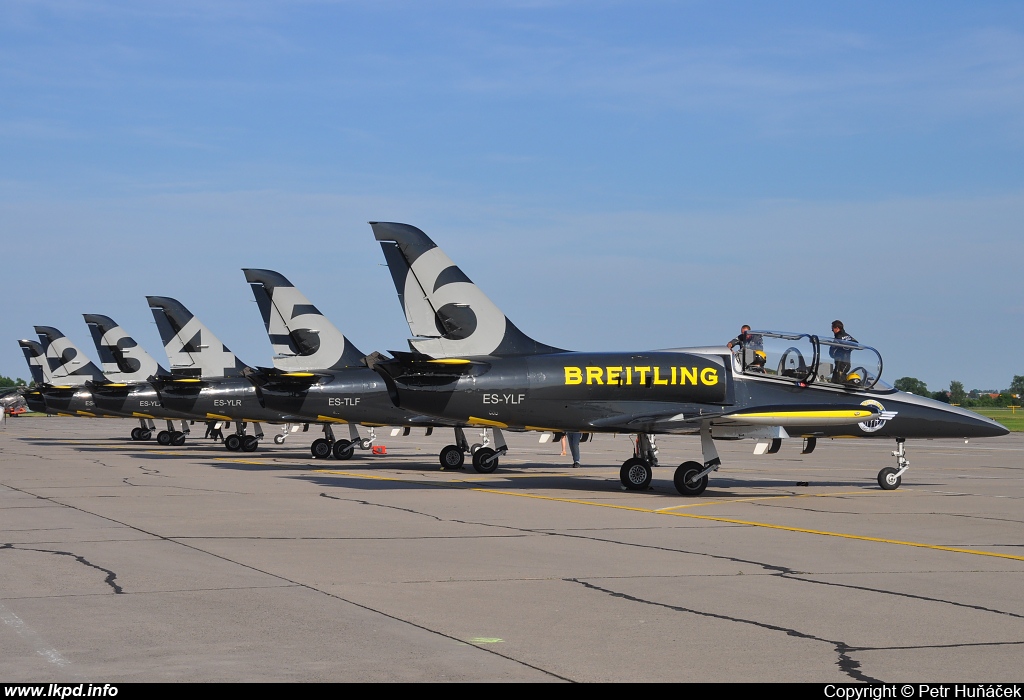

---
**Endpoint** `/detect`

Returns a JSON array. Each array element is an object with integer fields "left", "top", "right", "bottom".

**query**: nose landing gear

[{"left": 878, "top": 438, "right": 908, "bottom": 490}]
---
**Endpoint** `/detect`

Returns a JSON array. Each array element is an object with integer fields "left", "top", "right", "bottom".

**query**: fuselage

[
  {"left": 152, "top": 377, "right": 288, "bottom": 424},
  {"left": 376, "top": 349, "right": 1008, "bottom": 440},
  {"left": 253, "top": 368, "right": 462, "bottom": 428}
]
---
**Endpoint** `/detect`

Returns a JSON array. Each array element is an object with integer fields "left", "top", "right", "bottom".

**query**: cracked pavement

[{"left": 1, "top": 417, "right": 1022, "bottom": 681}]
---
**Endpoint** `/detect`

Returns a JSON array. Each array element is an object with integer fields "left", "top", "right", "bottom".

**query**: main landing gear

[
  {"left": 620, "top": 423, "right": 721, "bottom": 496},
  {"left": 438, "top": 428, "right": 507, "bottom": 473},
  {"left": 155, "top": 420, "right": 190, "bottom": 447},
  {"left": 878, "top": 438, "right": 909, "bottom": 490},
  {"left": 224, "top": 422, "right": 263, "bottom": 452},
  {"left": 130, "top": 418, "right": 155, "bottom": 441},
  {"left": 309, "top": 424, "right": 376, "bottom": 460}
]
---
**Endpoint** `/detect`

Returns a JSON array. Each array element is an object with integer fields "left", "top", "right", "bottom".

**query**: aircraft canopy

[{"left": 733, "top": 331, "right": 884, "bottom": 390}]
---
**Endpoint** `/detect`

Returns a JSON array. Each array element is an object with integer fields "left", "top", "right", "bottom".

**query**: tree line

[{"left": 894, "top": 376, "right": 1024, "bottom": 407}]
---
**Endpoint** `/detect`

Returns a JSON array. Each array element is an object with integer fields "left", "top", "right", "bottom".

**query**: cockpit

[{"left": 732, "top": 331, "right": 885, "bottom": 390}]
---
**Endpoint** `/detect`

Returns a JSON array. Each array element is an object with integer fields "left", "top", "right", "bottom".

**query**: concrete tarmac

[{"left": 1, "top": 416, "right": 1023, "bottom": 682}]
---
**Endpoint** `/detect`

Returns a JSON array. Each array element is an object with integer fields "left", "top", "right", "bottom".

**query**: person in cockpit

[
  {"left": 728, "top": 325, "right": 765, "bottom": 371},
  {"left": 829, "top": 320, "right": 858, "bottom": 383}
]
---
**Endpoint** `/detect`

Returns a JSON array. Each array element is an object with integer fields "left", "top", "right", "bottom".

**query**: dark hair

[{"left": 832, "top": 320, "right": 844, "bottom": 331}]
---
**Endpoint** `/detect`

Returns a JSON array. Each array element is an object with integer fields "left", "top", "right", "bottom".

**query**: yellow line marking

[
  {"left": 312, "top": 469, "right": 1024, "bottom": 562},
  {"left": 655, "top": 490, "right": 869, "bottom": 511}
]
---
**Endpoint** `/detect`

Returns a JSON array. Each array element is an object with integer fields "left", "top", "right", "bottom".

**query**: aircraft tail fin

[
  {"left": 146, "top": 297, "right": 249, "bottom": 378},
  {"left": 18, "top": 339, "right": 51, "bottom": 385},
  {"left": 370, "top": 221, "right": 564, "bottom": 358},
  {"left": 83, "top": 314, "right": 168, "bottom": 383},
  {"left": 243, "top": 269, "right": 365, "bottom": 371},
  {"left": 33, "top": 326, "right": 107, "bottom": 385}
]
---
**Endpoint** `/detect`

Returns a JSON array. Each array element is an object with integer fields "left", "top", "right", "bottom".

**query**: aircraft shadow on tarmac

[
  {"left": 35, "top": 439, "right": 935, "bottom": 494},
  {"left": 285, "top": 467, "right": 896, "bottom": 498}
]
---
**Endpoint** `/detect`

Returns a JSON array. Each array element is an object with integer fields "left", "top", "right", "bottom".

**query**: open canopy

[{"left": 732, "top": 330, "right": 884, "bottom": 390}]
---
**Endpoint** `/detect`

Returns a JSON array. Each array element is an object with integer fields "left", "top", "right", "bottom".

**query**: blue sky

[{"left": 2, "top": 1, "right": 1022, "bottom": 392}]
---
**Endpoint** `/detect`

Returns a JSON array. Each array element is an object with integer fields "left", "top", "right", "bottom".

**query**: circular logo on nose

[{"left": 858, "top": 399, "right": 889, "bottom": 433}]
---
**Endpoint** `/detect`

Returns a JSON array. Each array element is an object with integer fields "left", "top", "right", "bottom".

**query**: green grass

[{"left": 971, "top": 407, "right": 1024, "bottom": 432}]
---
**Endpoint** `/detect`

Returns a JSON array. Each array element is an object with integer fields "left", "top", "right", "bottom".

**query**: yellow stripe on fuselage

[
  {"left": 733, "top": 410, "right": 874, "bottom": 420},
  {"left": 468, "top": 416, "right": 509, "bottom": 428}
]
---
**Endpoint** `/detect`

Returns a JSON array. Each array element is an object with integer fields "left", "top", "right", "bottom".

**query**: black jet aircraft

[
  {"left": 17, "top": 339, "right": 53, "bottom": 414},
  {"left": 23, "top": 327, "right": 137, "bottom": 422},
  {"left": 367, "top": 222, "right": 1008, "bottom": 495},
  {"left": 23, "top": 325, "right": 199, "bottom": 444},
  {"left": 83, "top": 314, "right": 204, "bottom": 444},
  {"left": 243, "top": 268, "right": 499, "bottom": 465},
  {"left": 146, "top": 296, "right": 295, "bottom": 452}
]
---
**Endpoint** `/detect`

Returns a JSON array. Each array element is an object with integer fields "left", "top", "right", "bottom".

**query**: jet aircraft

[
  {"left": 25, "top": 325, "right": 198, "bottom": 444},
  {"left": 367, "top": 222, "right": 1008, "bottom": 495},
  {"left": 146, "top": 296, "right": 292, "bottom": 452},
  {"left": 83, "top": 314, "right": 202, "bottom": 444},
  {"left": 243, "top": 268, "right": 496, "bottom": 466}
]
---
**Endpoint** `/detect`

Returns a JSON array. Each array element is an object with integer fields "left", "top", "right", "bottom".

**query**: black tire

[
  {"left": 156, "top": 430, "right": 171, "bottom": 446},
  {"left": 470, "top": 443, "right": 482, "bottom": 454},
  {"left": 472, "top": 447, "right": 498, "bottom": 474},
  {"left": 242, "top": 435, "right": 259, "bottom": 452},
  {"left": 170, "top": 431, "right": 186, "bottom": 447},
  {"left": 878, "top": 467, "right": 901, "bottom": 490},
  {"left": 130, "top": 427, "right": 142, "bottom": 441},
  {"left": 311, "top": 438, "right": 331, "bottom": 459},
  {"left": 360, "top": 438, "right": 373, "bottom": 450},
  {"left": 620, "top": 458, "right": 652, "bottom": 490},
  {"left": 438, "top": 445, "right": 465, "bottom": 470},
  {"left": 333, "top": 439, "right": 354, "bottom": 460},
  {"left": 674, "top": 461, "right": 708, "bottom": 496},
  {"left": 139, "top": 429, "right": 152, "bottom": 441},
  {"left": 224, "top": 434, "right": 242, "bottom": 451},
  {"left": 273, "top": 434, "right": 285, "bottom": 445}
]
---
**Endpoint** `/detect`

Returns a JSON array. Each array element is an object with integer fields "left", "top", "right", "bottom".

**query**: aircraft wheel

[
  {"left": 674, "top": 461, "right": 708, "bottom": 496},
  {"left": 170, "top": 431, "right": 186, "bottom": 447},
  {"left": 878, "top": 467, "right": 901, "bottom": 490},
  {"left": 333, "top": 439, "right": 354, "bottom": 460},
  {"left": 311, "top": 438, "right": 332, "bottom": 459},
  {"left": 620, "top": 458, "right": 652, "bottom": 490},
  {"left": 156, "top": 430, "right": 171, "bottom": 446},
  {"left": 224, "top": 434, "right": 242, "bottom": 451},
  {"left": 438, "top": 445, "right": 465, "bottom": 470},
  {"left": 359, "top": 438, "right": 372, "bottom": 450},
  {"left": 130, "top": 427, "right": 142, "bottom": 441},
  {"left": 472, "top": 447, "right": 499, "bottom": 474},
  {"left": 273, "top": 434, "right": 285, "bottom": 445},
  {"left": 139, "top": 429, "right": 152, "bottom": 441},
  {"left": 242, "top": 435, "right": 259, "bottom": 452},
  {"left": 470, "top": 443, "right": 482, "bottom": 454}
]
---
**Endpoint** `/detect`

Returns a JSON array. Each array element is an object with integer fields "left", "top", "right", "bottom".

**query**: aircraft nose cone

[{"left": 944, "top": 407, "right": 1009, "bottom": 438}]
